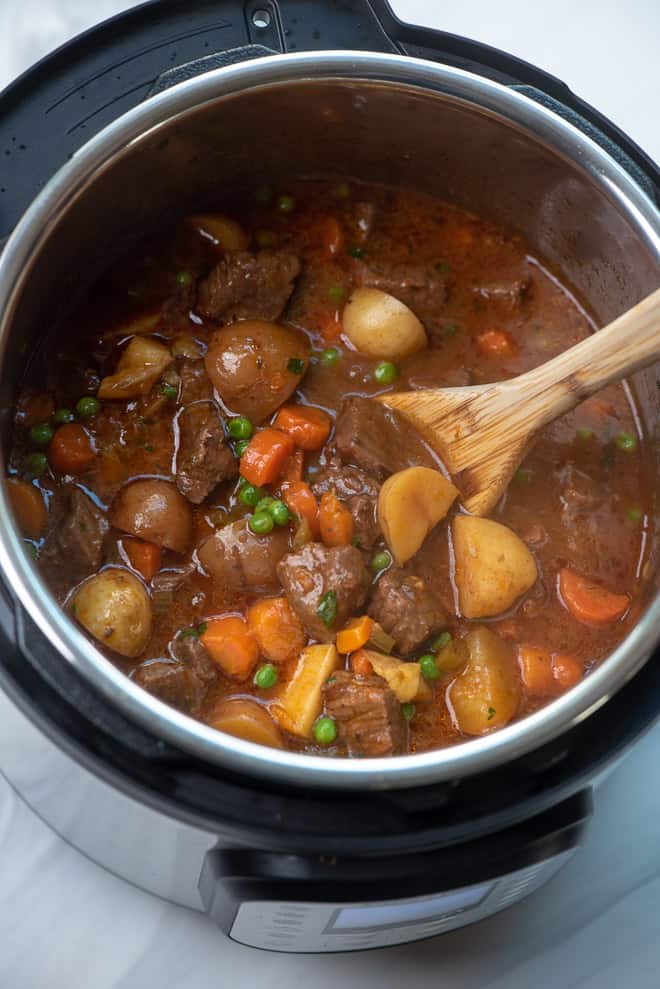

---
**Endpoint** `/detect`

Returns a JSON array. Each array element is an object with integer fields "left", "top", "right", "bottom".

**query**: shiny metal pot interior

[{"left": 0, "top": 51, "right": 657, "bottom": 790}]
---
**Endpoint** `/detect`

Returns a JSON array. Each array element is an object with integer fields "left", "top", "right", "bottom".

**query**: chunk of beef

[
  {"left": 312, "top": 463, "right": 380, "bottom": 550},
  {"left": 50, "top": 487, "right": 109, "bottom": 582},
  {"left": 323, "top": 670, "right": 407, "bottom": 756},
  {"left": 151, "top": 562, "right": 195, "bottom": 597},
  {"left": 198, "top": 519, "right": 289, "bottom": 592},
  {"left": 176, "top": 402, "right": 236, "bottom": 504},
  {"left": 354, "top": 259, "right": 448, "bottom": 333},
  {"left": 277, "top": 543, "right": 370, "bottom": 642},
  {"left": 179, "top": 359, "right": 213, "bottom": 405},
  {"left": 132, "top": 635, "right": 216, "bottom": 716},
  {"left": 197, "top": 250, "right": 301, "bottom": 323},
  {"left": 170, "top": 633, "right": 218, "bottom": 687},
  {"left": 368, "top": 564, "right": 447, "bottom": 655},
  {"left": 334, "top": 397, "right": 435, "bottom": 481},
  {"left": 473, "top": 261, "right": 531, "bottom": 313}
]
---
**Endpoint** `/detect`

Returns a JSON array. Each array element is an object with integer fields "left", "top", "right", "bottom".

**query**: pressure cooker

[{"left": 0, "top": 0, "right": 657, "bottom": 952}]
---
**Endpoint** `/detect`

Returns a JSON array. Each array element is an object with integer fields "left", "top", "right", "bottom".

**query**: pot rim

[{"left": 0, "top": 50, "right": 657, "bottom": 791}]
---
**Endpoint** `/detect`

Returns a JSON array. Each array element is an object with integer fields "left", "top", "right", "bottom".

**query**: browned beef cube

[
  {"left": 196, "top": 250, "right": 300, "bottom": 323},
  {"left": 312, "top": 463, "right": 380, "bottom": 550},
  {"left": 368, "top": 565, "right": 447, "bottom": 655},
  {"left": 323, "top": 670, "right": 407, "bottom": 756},
  {"left": 51, "top": 487, "right": 109, "bottom": 582},
  {"left": 472, "top": 260, "right": 531, "bottom": 313},
  {"left": 132, "top": 634, "right": 216, "bottom": 716},
  {"left": 334, "top": 397, "right": 435, "bottom": 481},
  {"left": 178, "top": 359, "right": 214, "bottom": 405},
  {"left": 170, "top": 633, "right": 218, "bottom": 687},
  {"left": 276, "top": 543, "right": 370, "bottom": 642},
  {"left": 198, "top": 519, "right": 290, "bottom": 592},
  {"left": 175, "top": 402, "right": 237, "bottom": 504}
]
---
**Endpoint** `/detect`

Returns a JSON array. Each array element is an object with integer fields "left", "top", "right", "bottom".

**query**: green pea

[
  {"left": 254, "top": 183, "right": 273, "bottom": 204},
  {"left": 255, "top": 496, "right": 276, "bottom": 514},
  {"left": 627, "top": 507, "right": 643, "bottom": 522},
  {"left": 239, "top": 483, "right": 264, "bottom": 508},
  {"left": 269, "top": 500, "right": 290, "bottom": 527},
  {"left": 25, "top": 452, "right": 48, "bottom": 477},
  {"left": 320, "top": 347, "right": 341, "bottom": 366},
  {"left": 332, "top": 182, "right": 350, "bottom": 200},
  {"left": 313, "top": 716, "right": 337, "bottom": 745},
  {"left": 254, "top": 663, "right": 278, "bottom": 689},
  {"left": 277, "top": 193, "right": 295, "bottom": 213},
  {"left": 348, "top": 245, "right": 365, "bottom": 258},
  {"left": 76, "top": 396, "right": 100, "bottom": 418},
  {"left": 233, "top": 440, "right": 249, "bottom": 458},
  {"left": 576, "top": 427, "right": 593, "bottom": 441},
  {"left": 419, "top": 653, "right": 440, "bottom": 681},
  {"left": 316, "top": 590, "right": 337, "bottom": 628},
  {"left": 328, "top": 284, "right": 346, "bottom": 304},
  {"left": 30, "top": 423, "right": 53, "bottom": 447},
  {"left": 401, "top": 702, "right": 416, "bottom": 722},
  {"left": 431, "top": 631, "right": 452, "bottom": 652},
  {"left": 515, "top": 468, "right": 533, "bottom": 484},
  {"left": 370, "top": 550, "right": 392, "bottom": 573},
  {"left": 175, "top": 270, "right": 193, "bottom": 288},
  {"left": 615, "top": 432, "right": 637, "bottom": 453},
  {"left": 53, "top": 408, "right": 74, "bottom": 425},
  {"left": 228, "top": 416, "right": 253, "bottom": 441},
  {"left": 373, "top": 361, "right": 398, "bottom": 385},
  {"left": 249, "top": 511, "right": 274, "bottom": 535}
]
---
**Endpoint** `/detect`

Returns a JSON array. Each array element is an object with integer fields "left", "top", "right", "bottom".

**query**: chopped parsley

[
  {"left": 487, "top": 706, "right": 496, "bottom": 720},
  {"left": 435, "top": 261, "right": 451, "bottom": 274},
  {"left": 287, "top": 357, "right": 305, "bottom": 375},
  {"left": 348, "top": 246, "right": 365, "bottom": 258},
  {"left": 317, "top": 590, "right": 338, "bottom": 628}
]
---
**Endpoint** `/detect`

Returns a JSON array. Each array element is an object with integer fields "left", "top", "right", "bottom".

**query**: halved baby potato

[
  {"left": 343, "top": 287, "right": 427, "bottom": 360},
  {"left": 378, "top": 466, "right": 459, "bottom": 565},
  {"left": 452, "top": 515, "right": 537, "bottom": 618},
  {"left": 190, "top": 213, "right": 249, "bottom": 251},
  {"left": 447, "top": 627, "right": 521, "bottom": 735},
  {"left": 207, "top": 697, "right": 284, "bottom": 749}
]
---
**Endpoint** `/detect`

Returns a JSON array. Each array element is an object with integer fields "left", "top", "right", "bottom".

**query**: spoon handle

[{"left": 507, "top": 285, "right": 660, "bottom": 430}]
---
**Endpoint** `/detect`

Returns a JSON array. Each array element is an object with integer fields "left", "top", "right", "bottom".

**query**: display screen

[{"left": 331, "top": 882, "right": 494, "bottom": 931}]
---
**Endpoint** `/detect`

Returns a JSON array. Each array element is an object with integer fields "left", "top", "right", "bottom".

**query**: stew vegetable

[{"left": 7, "top": 179, "right": 653, "bottom": 757}]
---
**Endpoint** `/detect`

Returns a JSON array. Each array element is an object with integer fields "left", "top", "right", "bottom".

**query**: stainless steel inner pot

[{"left": 0, "top": 51, "right": 657, "bottom": 790}]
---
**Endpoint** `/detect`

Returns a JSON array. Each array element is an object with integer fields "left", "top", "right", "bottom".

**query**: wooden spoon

[{"left": 376, "top": 286, "right": 660, "bottom": 515}]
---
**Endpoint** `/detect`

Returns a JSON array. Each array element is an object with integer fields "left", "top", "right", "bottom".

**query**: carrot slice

[
  {"left": 319, "top": 491, "right": 354, "bottom": 547},
  {"left": 247, "top": 596, "right": 307, "bottom": 664},
  {"left": 518, "top": 644, "right": 554, "bottom": 695},
  {"left": 240, "top": 428, "right": 295, "bottom": 487},
  {"left": 552, "top": 653, "right": 583, "bottom": 690},
  {"left": 476, "top": 329, "right": 516, "bottom": 357},
  {"left": 125, "top": 539, "right": 161, "bottom": 582},
  {"left": 337, "top": 616, "right": 375, "bottom": 654},
  {"left": 282, "top": 481, "right": 320, "bottom": 537},
  {"left": 273, "top": 405, "right": 332, "bottom": 451},
  {"left": 307, "top": 215, "right": 344, "bottom": 258},
  {"left": 48, "top": 423, "right": 95, "bottom": 474},
  {"left": 7, "top": 478, "right": 47, "bottom": 538},
  {"left": 558, "top": 568, "right": 629, "bottom": 625},
  {"left": 279, "top": 449, "right": 304, "bottom": 483},
  {"left": 351, "top": 649, "right": 374, "bottom": 677},
  {"left": 201, "top": 616, "right": 259, "bottom": 680}
]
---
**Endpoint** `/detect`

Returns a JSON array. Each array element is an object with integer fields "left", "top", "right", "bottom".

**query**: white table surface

[{"left": 1, "top": 2, "right": 658, "bottom": 985}]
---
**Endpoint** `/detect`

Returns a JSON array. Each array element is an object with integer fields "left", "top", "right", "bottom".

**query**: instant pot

[{"left": 0, "top": 0, "right": 658, "bottom": 953}]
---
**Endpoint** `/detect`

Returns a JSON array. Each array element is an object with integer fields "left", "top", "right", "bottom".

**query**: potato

[
  {"left": 111, "top": 479, "right": 192, "bottom": 553},
  {"left": 71, "top": 567, "right": 151, "bottom": 658},
  {"left": 378, "top": 467, "right": 458, "bottom": 565},
  {"left": 207, "top": 697, "right": 284, "bottom": 749},
  {"left": 273, "top": 643, "right": 340, "bottom": 739},
  {"left": 447, "top": 627, "right": 521, "bottom": 735},
  {"left": 98, "top": 337, "right": 172, "bottom": 400},
  {"left": 205, "top": 320, "right": 310, "bottom": 423},
  {"left": 343, "top": 287, "right": 427, "bottom": 360},
  {"left": 190, "top": 213, "right": 249, "bottom": 251},
  {"left": 452, "top": 515, "right": 537, "bottom": 618},
  {"left": 362, "top": 650, "right": 431, "bottom": 704}
]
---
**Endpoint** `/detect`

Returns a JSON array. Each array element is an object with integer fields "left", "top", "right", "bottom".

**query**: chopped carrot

[
  {"left": 308, "top": 215, "right": 344, "bottom": 258},
  {"left": 313, "top": 309, "right": 343, "bottom": 341},
  {"left": 282, "top": 481, "right": 320, "bottom": 537},
  {"left": 201, "top": 616, "right": 259, "bottom": 680},
  {"left": 273, "top": 404, "right": 332, "bottom": 451},
  {"left": 125, "top": 539, "right": 161, "bottom": 582},
  {"left": 337, "top": 616, "right": 375, "bottom": 654},
  {"left": 476, "top": 329, "right": 516, "bottom": 357},
  {"left": 558, "top": 568, "right": 629, "bottom": 625},
  {"left": 247, "top": 596, "right": 307, "bottom": 664},
  {"left": 518, "top": 644, "right": 555, "bottom": 695},
  {"left": 319, "top": 491, "right": 354, "bottom": 547},
  {"left": 240, "top": 428, "right": 295, "bottom": 487},
  {"left": 279, "top": 449, "right": 304, "bottom": 483},
  {"left": 351, "top": 649, "right": 374, "bottom": 677},
  {"left": 7, "top": 478, "right": 47, "bottom": 538},
  {"left": 552, "top": 653, "right": 583, "bottom": 691},
  {"left": 48, "top": 424, "right": 95, "bottom": 474}
]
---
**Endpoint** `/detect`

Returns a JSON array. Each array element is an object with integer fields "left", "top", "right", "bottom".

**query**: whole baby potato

[
  {"left": 111, "top": 479, "right": 192, "bottom": 553},
  {"left": 452, "top": 515, "right": 537, "bottom": 618},
  {"left": 343, "top": 287, "right": 427, "bottom": 360},
  {"left": 71, "top": 567, "right": 151, "bottom": 658}
]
